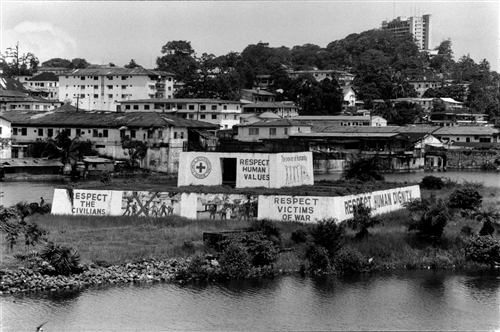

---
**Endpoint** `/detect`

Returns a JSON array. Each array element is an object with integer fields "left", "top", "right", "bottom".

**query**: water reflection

[{"left": 3, "top": 266, "right": 500, "bottom": 330}]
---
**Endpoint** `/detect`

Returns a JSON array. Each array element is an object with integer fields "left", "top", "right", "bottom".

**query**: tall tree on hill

[
  {"left": 70, "top": 58, "right": 90, "bottom": 69},
  {"left": 124, "top": 59, "right": 141, "bottom": 68},
  {"left": 156, "top": 40, "right": 198, "bottom": 83}
]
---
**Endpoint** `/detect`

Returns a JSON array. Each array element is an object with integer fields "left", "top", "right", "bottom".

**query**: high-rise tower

[{"left": 381, "top": 14, "right": 432, "bottom": 50}]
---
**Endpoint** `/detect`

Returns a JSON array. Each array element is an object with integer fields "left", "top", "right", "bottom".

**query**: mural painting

[
  {"left": 195, "top": 193, "right": 258, "bottom": 220},
  {"left": 121, "top": 191, "right": 182, "bottom": 217}
]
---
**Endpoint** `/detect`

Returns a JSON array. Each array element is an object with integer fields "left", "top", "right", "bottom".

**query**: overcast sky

[{"left": 2, "top": 1, "right": 499, "bottom": 72}]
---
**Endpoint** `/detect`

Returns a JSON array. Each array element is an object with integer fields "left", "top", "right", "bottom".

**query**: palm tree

[{"left": 42, "top": 130, "right": 84, "bottom": 171}]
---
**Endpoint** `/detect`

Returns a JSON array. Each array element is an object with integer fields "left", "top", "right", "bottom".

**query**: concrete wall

[
  {"left": 51, "top": 184, "right": 420, "bottom": 222},
  {"left": 0, "top": 117, "right": 12, "bottom": 158}
]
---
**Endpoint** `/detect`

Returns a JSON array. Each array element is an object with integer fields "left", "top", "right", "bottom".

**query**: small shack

[
  {"left": 0, "top": 158, "right": 63, "bottom": 180},
  {"left": 83, "top": 156, "right": 115, "bottom": 176}
]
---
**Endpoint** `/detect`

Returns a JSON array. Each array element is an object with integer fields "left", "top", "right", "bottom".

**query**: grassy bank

[{"left": 2, "top": 185, "right": 499, "bottom": 274}]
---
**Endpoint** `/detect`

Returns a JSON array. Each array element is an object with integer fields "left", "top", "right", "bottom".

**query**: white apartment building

[
  {"left": 25, "top": 72, "right": 60, "bottom": 99},
  {"left": 117, "top": 98, "right": 244, "bottom": 129},
  {"left": 58, "top": 67, "right": 175, "bottom": 112}
]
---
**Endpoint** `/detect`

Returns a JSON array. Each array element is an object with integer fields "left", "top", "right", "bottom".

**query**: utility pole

[{"left": 76, "top": 95, "right": 80, "bottom": 112}]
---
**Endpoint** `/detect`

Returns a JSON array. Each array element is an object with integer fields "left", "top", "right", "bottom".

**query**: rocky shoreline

[{"left": 0, "top": 258, "right": 185, "bottom": 295}]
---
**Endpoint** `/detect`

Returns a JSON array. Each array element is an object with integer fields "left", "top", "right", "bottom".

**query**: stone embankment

[{"left": 0, "top": 258, "right": 185, "bottom": 295}]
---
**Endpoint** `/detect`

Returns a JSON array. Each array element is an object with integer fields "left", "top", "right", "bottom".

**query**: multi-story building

[
  {"left": 433, "top": 126, "right": 499, "bottom": 147},
  {"left": 58, "top": 67, "right": 175, "bottom": 112},
  {"left": 117, "top": 98, "right": 244, "bottom": 129},
  {"left": 372, "top": 98, "right": 435, "bottom": 113},
  {"left": 25, "top": 72, "right": 60, "bottom": 99},
  {"left": 242, "top": 102, "right": 299, "bottom": 118},
  {"left": 236, "top": 119, "right": 312, "bottom": 142},
  {"left": 0, "top": 96, "right": 63, "bottom": 112},
  {"left": 286, "top": 70, "right": 355, "bottom": 86},
  {"left": 3, "top": 106, "right": 218, "bottom": 173},
  {"left": 240, "top": 89, "right": 275, "bottom": 103},
  {"left": 408, "top": 75, "right": 442, "bottom": 97},
  {"left": 292, "top": 115, "right": 387, "bottom": 127},
  {"left": 382, "top": 14, "right": 432, "bottom": 50}
]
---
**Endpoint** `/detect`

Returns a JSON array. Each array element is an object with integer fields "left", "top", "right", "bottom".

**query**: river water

[{"left": 3, "top": 270, "right": 500, "bottom": 331}]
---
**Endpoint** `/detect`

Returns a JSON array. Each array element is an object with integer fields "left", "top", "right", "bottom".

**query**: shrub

[
  {"left": 249, "top": 219, "right": 282, "bottom": 244},
  {"left": 405, "top": 194, "right": 450, "bottom": 239},
  {"left": 460, "top": 225, "right": 474, "bottom": 236},
  {"left": 178, "top": 253, "right": 220, "bottom": 281},
  {"left": 333, "top": 247, "right": 368, "bottom": 274},
  {"left": 473, "top": 208, "right": 500, "bottom": 237},
  {"left": 464, "top": 236, "right": 500, "bottom": 267},
  {"left": 348, "top": 204, "right": 381, "bottom": 239},
  {"left": 223, "top": 233, "right": 279, "bottom": 267},
  {"left": 448, "top": 188, "right": 482, "bottom": 211},
  {"left": 309, "top": 218, "right": 345, "bottom": 259},
  {"left": 420, "top": 176, "right": 444, "bottom": 190},
  {"left": 219, "top": 242, "right": 252, "bottom": 279},
  {"left": 40, "top": 242, "right": 81, "bottom": 276},
  {"left": 305, "top": 243, "right": 330, "bottom": 273},
  {"left": 291, "top": 229, "right": 309, "bottom": 244}
]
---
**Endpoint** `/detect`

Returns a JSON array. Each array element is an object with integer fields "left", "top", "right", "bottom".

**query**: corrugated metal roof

[
  {"left": 434, "top": 126, "right": 499, "bottom": 136},
  {"left": 119, "top": 98, "right": 243, "bottom": 104},
  {"left": 291, "top": 132, "right": 401, "bottom": 138},
  {"left": 0, "top": 158, "right": 63, "bottom": 167},
  {"left": 26, "top": 72, "right": 59, "bottom": 82},
  {"left": 2, "top": 109, "right": 218, "bottom": 129},
  {"left": 242, "top": 102, "right": 299, "bottom": 109},
  {"left": 60, "top": 67, "right": 174, "bottom": 77},
  {"left": 240, "top": 89, "right": 276, "bottom": 96},
  {"left": 239, "top": 119, "right": 311, "bottom": 127}
]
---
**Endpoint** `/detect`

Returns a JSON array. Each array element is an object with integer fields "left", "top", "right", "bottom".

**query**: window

[
  {"left": 94, "top": 94, "right": 98, "bottom": 98},
  {"left": 479, "top": 137, "right": 491, "bottom": 143},
  {"left": 211, "top": 114, "right": 217, "bottom": 119},
  {"left": 147, "top": 131, "right": 153, "bottom": 139},
  {"left": 107, "top": 85, "right": 113, "bottom": 89},
  {"left": 174, "top": 132, "right": 178, "bottom": 139},
  {"left": 269, "top": 128, "right": 276, "bottom": 136},
  {"left": 122, "top": 85, "right": 127, "bottom": 89},
  {"left": 120, "top": 130, "right": 126, "bottom": 138},
  {"left": 80, "top": 85, "right": 85, "bottom": 89},
  {"left": 38, "top": 128, "right": 43, "bottom": 136},
  {"left": 35, "top": 105, "right": 40, "bottom": 110},
  {"left": 24, "top": 105, "right": 30, "bottom": 110},
  {"left": 103, "top": 130, "right": 108, "bottom": 138},
  {"left": 188, "top": 105, "right": 195, "bottom": 110},
  {"left": 21, "top": 128, "right": 27, "bottom": 136},
  {"left": 188, "top": 114, "right": 194, "bottom": 119},
  {"left": 108, "top": 94, "right": 113, "bottom": 99},
  {"left": 94, "top": 85, "right": 98, "bottom": 89},
  {"left": 133, "top": 105, "right": 139, "bottom": 110},
  {"left": 76, "top": 129, "right": 81, "bottom": 136},
  {"left": 130, "top": 130, "right": 136, "bottom": 138},
  {"left": 168, "top": 86, "right": 172, "bottom": 91},
  {"left": 180, "top": 132, "right": 184, "bottom": 139},
  {"left": 122, "top": 76, "right": 126, "bottom": 80},
  {"left": 234, "top": 115, "right": 238, "bottom": 120},
  {"left": 200, "top": 105, "right": 206, "bottom": 111},
  {"left": 48, "top": 129, "right": 53, "bottom": 137},
  {"left": 125, "top": 105, "right": 131, "bottom": 110},
  {"left": 13, "top": 128, "right": 18, "bottom": 135},
  {"left": 284, "top": 128, "right": 288, "bottom": 135},
  {"left": 211, "top": 105, "right": 217, "bottom": 110},
  {"left": 177, "top": 105, "right": 183, "bottom": 110},
  {"left": 466, "top": 137, "right": 470, "bottom": 142},
  {"left": 81, "top": 76, "right": 85, "bottom": 80},
  {"left": 107, "top": 76, "right": 113, "bottom": 80},
  {"left": 94, "top": 76, "right": 98, "bottom": 80},
  {"left": 93, "top": 129, "right": 98, "bottom": 137},
  {"left": 144, "top": 105, "right": 150, "bottom": 110},
  {"left": 121, "top": 94, "right": 128, "bottom": 99},
  {"left": 158, "top": 131, "right": 163, "bottom": 138},
  {"left": 249, "top": 128, "right": 259, "bottom": 135},
  {"left": 80, "top": 94, "right": 85, "bottom": 98},
  {"left": 200, "top": 114, "right": 206, "bottom": 119},
  {"left": 223, "top": 105, "right": 227, "bottom": 110}
]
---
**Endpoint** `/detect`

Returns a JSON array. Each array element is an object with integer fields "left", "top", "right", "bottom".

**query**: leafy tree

[
  {"left": 309, "top": 218, "right": 345, "bottom": 259},
  {"left": 1, "top": 42, "right": 39, "bottom": 76},
  {"left": 288, "top": 76, "right": 343, "bottom": 115},
  {"left": 42, "top": 130, "right": 85, "bottom": 168},
  {"left": 70, "top": 58, "right": 90, "bottom": 69},
  {"left": 156, "top": 40, "right": 198, "bottom": 83},
  {"left": 42, "top": 58, "right": 72, "bottom": 68},
  {"left": 342, "top": 155, "right": 385, "bottom": 182},
  {"left": 124, "top": 59, "right": 141, "bottom": 69},
  {"left": 423, "top": 84, "right": 467, "bottom": 102},
  {"left": 447, "top": 188, "right": 482, "bottom": 211},
  {"left": 121, "top": 136, "right": 148, "bottom": 168}
]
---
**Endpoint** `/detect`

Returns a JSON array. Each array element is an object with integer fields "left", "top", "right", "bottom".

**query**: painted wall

[
  {"left": 0, "top": 117, "right": 12, "bottom": 158},
  {"left": 51, "top": 185, "right": 420, "bottom": 223},
  {"left": 257, "top": 185, "right": 421, "bottom": 223},
  {"left": 177, "top": 151, "right": 314, "bottom": 188}
]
